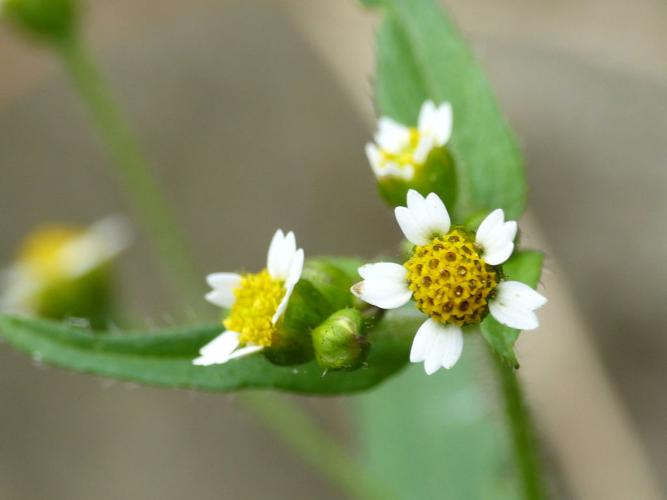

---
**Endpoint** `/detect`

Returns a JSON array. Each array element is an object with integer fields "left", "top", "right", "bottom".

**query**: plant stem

[
  {"left": 241, "top": 392, "right": 391, "bottom": 500},
  {"left": 56, "top": 34, "right": 202, "bottom": 311},
  {"left": 53, "top": 33, "right": 382, "bottom": 500},
  {"left": 490, "top": 349, "right": 547, "bottom": 500}
]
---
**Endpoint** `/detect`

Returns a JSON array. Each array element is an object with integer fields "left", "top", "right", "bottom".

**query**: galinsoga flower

[
  {"left": 0, "top": 217, "right": 130, "bottom": 314},
  {"left": 351, "top": 190, "right": 546, "bottom": 374},
  {"left": 365, "top": 100, "right": 452, "bottom": 181},
  {"left": 194, "top": 230, "right": 304, "bottom": 366}
]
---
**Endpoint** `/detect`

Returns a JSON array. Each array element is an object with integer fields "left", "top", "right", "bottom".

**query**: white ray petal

[
  {"left": 365, "top": 143, "right": 384, "bottom": 177},
  {"left": 395, "top": 206, "right": 430, "bottom": 246},
  {"left": 489, "top": 280, "right": 546, "bottom": 330},
  {"left": 395, "top": 190, "right": 450, "bottom": 245},
  {"left": 267, "top": 229, "right": 297, "bottom": 280},
  {"left": 285, "top": 248, "right": 304, "bottom": 290},
  {"left": 413, "top": 319, "right": 464, "bottom": 374},
  {"left": 351, "top": 263, "right": 411, "bottom": 310},
  {"left": 410, "top": 318, "right": 438, "bottom": 363},
  {"left": 489, "top": 303, "right": 539, "bottom": 330},
  {"left": 193, "top": 331, "right": 241, "bottom": 366},
  {"left": 418, "top": 101, "right": 453, "bottom": 146},
  {"left": 425, "top": 192, "right": 451, "bottom": 234},
  {"left": 476, "top": 210, "right": 517, "bottom": 266},
  {"left": 62, "top": 216, "right": 132, "bottom": 277},
  {"left": 496, "top": 280, "right": 547, "bottom": 310},
  {"left": 376, "top": 117, "right": 411, "bottom": 153},
  {"left": 358, "top": 262, "right": 407, "bottom": 281},
  {"left": 272, "top": 248, "right": 304, "bottom": 324},
  {"left": 227, "top": 344, "right": 264, "bottom": 360},
  {"left": 205, "top": 272, "right": 241, "bottom": 308},
  {"left": 412, "top": 134, "right": 435, "bottom": 165},
  {"left": 376, "top": 162, "right": 414, "bottom": 180}
]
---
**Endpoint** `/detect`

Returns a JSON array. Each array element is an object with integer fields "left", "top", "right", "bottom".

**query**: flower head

[
  {"left": 366, "top": 101, "right": 452, "bottom": 181},
  {"left": 194, "top": 229, "right": 304, "bottom": 366},
  {"left": 351, "top": 190, "right": 546, "bottom": 374},
  {"left": 0, "top": 216, "right": 130, "bottom": 315}
]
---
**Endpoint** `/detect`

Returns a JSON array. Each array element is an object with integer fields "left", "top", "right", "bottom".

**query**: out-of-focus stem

[
  {"left": 490, "top": 348, "right": 547, "bottom": 500},
  {"left": 241, "top": 392, "right": 393, "bottom": 500},
  {"left": 56, "top": 34, "right": 202, "bottom": 311}
]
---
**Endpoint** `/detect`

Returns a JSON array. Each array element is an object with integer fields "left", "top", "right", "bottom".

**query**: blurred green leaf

[
  {"left": 354, "top": 339, "right": 519, "bottom": 500},
  {"left": 370, "top": 0, "right": 526, "bottom": 220},
  {"left": 480, "top": 251, "right": 544, "bottom": 368},
  {"left": 0, "top": 306, "right": 421, "bottom": 395}
]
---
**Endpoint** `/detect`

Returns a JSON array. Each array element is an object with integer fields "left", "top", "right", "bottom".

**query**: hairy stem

[
  {"left": 54, "top": 33, "right": 380, "bottom": 500},
  {"left": 491, "top": 349, "right": 547, "bottom": 500}
]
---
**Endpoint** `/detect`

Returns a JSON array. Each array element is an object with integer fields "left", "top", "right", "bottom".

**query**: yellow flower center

[
  {"left": 380, "top": 128, "right": 421, "bottom": 168},
  {"left": 18, "top": 226, "right": 82, "bottom": 282},
  {"left": 223, "top": 269, "right": 285, "bottom": 347},
  {"left": 404, "top": 229, "right": 499, "bottom": 326}
]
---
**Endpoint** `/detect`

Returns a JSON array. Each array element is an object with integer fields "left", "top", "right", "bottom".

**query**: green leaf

[
  {"left": 0, "top": 306, "right": 421, "bottom": 395},
  {"left": 480, "top": 251, "right": 544, "bottom": 368},
  {"left": 354, "top": 339, "right": 519, "bottom": 500},
  {"left": 371, "top": 0, "right": 526, "bottom": 220}
]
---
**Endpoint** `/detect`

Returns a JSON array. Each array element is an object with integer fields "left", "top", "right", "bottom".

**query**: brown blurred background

[{"left": 0, "top": 1, "right": 665, "bottom": 499}]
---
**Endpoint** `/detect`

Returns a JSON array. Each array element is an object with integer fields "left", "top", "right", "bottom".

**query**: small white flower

[
  {"left": 365, "top": 100, "right": 453, "bottom": 180},
  {"left": 0, "top": 216, "right": 131, "bottom": 314},
  {"left": 351, "top": 190, "right": 546, "bottom": 374},
  {"left": 194, "top": 229, "right": 304, "bottom": 366}
]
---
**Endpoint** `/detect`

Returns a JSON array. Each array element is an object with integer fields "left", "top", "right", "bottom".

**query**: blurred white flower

[
  {"left": 365, "top": 100, "right": 453, "bottom": 180},
  {"left": 0, "top": 216, "right": 131, "bottom": 314}
]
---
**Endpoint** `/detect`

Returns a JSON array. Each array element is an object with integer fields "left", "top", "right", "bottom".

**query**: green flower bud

[
  {"left": 311, "top": 308, "right": 369, "bottom": 371},
  {"left": 2, "top": 0, "right": 78, "bottom": 42}
]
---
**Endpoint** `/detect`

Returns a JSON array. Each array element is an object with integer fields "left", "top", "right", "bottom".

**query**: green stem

[
  {"left": 241, "top": 392, "right": 391, "bottom": 500},
  {"left": 56, "top": 34, "right": 202, "bottom": 310},
  {"left": 53, "top": 33, "right": 382, "bottom": 500},
  {"left": 491, "top": 350, "right": 547, "bottom": 500}
]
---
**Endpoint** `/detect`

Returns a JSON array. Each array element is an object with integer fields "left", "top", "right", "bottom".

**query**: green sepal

[
  {"left": 3, "top": 0, "right": 78, "bottom": 42},
  {"left": 480, "top": 250, "right": 544, "bottom": 368},
  {"left": 301, "top": 258, "right": 360, "bottom": 311},
  {"left": 312, "top": 308, "right": 370, "bottom": 371},
  {"left": 264, "top": 279, "right": 327, "bottom": 365},
  {"left": 377, "top": 146, "right": 457, "bottom": 209}
]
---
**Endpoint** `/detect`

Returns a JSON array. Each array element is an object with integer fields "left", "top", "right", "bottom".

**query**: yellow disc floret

[
  {"left": 404, "top": 228, "right": 498, "bottom": 326},
  {"left": 380, "top": 128, "right": 420, "bottom": 168},
  {"left": 18, "top": 226, "right": 82, "bottom": 281},
  {"left": 223, "top": 269, "right": 285, "bottom": 347}
]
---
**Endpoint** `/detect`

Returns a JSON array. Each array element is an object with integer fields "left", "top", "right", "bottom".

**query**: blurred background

[{"left": 0, "top": 1, "right": 665, "bottom": 499}]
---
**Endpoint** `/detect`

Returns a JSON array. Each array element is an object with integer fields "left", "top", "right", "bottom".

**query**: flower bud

[
  {"left": 311, "top": 308, "right": 369, "bottom": 371},
  {"left": 2, "top": 0, "right": 78, "bottom": 42}
]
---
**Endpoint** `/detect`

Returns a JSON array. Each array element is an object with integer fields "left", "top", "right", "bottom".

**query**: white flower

[
  {"left": 351, "top": 190, "right": 546, "bottom": 374},
  {"left": 365, "top": 100, "right": 453, "bottom": 180},
  {"left": 194, "top": 229, "right": 304, "bottom": 366},
  {"left": 0, "top": 216, "right": 131, "bottom": 314}
]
